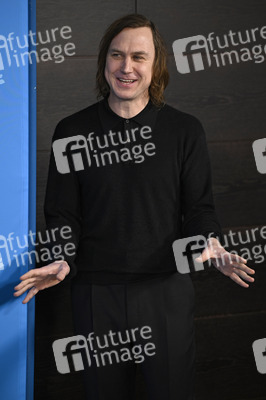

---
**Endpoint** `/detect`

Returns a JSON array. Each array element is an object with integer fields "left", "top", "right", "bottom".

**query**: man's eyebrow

[
  {"left": 133, "top": 51, "right": 149, "bottom": 56},
  {"left": 109, "top": 48, "right": 149, "bottom": 56}
]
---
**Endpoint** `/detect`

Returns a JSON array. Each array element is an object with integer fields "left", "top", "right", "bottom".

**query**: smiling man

[
  {"left": 104, "top": 26, "right": 154, "bottom": 114},
  {"left": 14, "top": 14, "right": 255, "bottom": 400}
]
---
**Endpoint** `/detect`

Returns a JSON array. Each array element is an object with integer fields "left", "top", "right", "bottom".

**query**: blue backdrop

[{"left": 0, "top": 1, "right": 36, "bottom": 399}]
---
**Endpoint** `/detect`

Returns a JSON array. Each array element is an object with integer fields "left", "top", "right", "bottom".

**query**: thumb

[
  {"left": 195, "top": 248, "right": 211, "bottom": 263},
  {"left": 56, "top": 261, "right": 70, "bottom": 280}
]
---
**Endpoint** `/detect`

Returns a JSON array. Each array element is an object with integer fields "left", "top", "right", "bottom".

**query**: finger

[
  {"left": 213, "top": 253, "right": 249, "bottom": 268},
  {"left": 14, "top": 277, "right": 37, "bottom": 291},
  {"left": 229, "top": 272, "right": 250, "bottom": 288},
  {"left": 19, "top": 264, "right": 59, "bottom": 280},
  {"left": 231, "top": 262, "right": 255, "bottom": 274},
  {"left": 22, "top": 286, "right": 39, "bottom": 304},
  {"left": 233, "top": 268, "right": 255, "bottom": 282},
  {"left": 14, "top": 282, "right": 35, "bottom": 297},
  {"left": 19, "top": 269, "right": 42, "bottom": 280},
  {"left": 225, "top": 253, "right": 247, "bottom": 264}
]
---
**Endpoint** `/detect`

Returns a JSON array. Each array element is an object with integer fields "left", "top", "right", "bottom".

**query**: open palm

[
  {"left": 195, "top": 238, "right": 255, "bottom": 288},
  {"left": 14, "top": 260, "right": 70, "bottom": 304}
]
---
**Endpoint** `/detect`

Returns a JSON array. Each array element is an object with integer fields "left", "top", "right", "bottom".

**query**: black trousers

[{"left": 71, "top": 272, "right": 196, "bottom": 400}]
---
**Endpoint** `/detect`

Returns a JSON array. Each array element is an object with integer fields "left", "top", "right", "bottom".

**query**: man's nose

[{"left": 121, "top": 57, "right": 133, "bottom": 73}]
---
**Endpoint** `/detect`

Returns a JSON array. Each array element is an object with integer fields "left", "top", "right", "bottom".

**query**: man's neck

[{"left": 107, "top": 94, "right": 150, "bottom": 119}]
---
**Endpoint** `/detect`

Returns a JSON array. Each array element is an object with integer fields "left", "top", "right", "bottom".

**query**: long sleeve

[
  {"left": 180, "top": 116, "right": 222, "bottom": 242},
  {"left": 36, "top": 100, "right": 223, "bottom": 283},
  {"left": 42, "top": 120, "right": 82, "bottom": 279}
]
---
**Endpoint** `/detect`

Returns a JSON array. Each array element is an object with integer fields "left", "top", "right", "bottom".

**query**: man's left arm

[{"left": 180, "top": 116, "right": 255, "bottom": 287}]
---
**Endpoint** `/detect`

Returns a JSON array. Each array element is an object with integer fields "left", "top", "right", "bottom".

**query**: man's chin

[{"left": 110, "top": 91, "right": 137, "bottom": 102}]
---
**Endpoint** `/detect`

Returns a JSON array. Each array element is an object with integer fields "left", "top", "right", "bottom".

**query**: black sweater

[{"left": 43, "top": 97, "right": 222, "bottom": 283}]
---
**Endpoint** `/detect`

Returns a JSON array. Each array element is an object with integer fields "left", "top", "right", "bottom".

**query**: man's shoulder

[
  {"left": 53, "top": 100, "right": 101, "bottom": 139},
  {"left": 160, "top": 102, "right": 204, "bottom": 130}
]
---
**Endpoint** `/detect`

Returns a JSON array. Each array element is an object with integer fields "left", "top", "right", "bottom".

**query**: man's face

[{"left": 104, "top": 27, "right": 155, "bottom": 104}]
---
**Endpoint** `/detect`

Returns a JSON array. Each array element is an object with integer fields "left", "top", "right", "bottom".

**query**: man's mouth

[{"left": 116, "top": 78, "right": 137, "bottom": 85}]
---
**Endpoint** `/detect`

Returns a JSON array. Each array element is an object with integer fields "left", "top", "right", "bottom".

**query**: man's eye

[
  {"left": 134, "top": 56, "right": 144, "bottom": 60},
  {"left": 112, "top": 53, "right": 120, "bottom": 58}
]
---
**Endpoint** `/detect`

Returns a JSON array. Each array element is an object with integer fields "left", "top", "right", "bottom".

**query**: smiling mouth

[{"left": 117, "top": 78, "right": 137, "bottom": 84}]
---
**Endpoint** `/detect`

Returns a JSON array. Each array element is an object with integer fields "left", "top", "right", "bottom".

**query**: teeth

[{"left": 118, "top": 79, "right": 135, "bottom": 83}]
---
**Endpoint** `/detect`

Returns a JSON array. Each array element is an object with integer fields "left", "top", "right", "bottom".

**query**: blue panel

[
  {"left": 27, "top": 0, "right": 36, "bottom": 398},
  {"left": 0, "top": 1, "right": 36, "bottom": 399}
]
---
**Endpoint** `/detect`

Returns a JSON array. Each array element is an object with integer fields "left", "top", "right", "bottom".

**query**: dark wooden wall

[{"left": 35, "top": 1, "right": 266, "bottom": 399}]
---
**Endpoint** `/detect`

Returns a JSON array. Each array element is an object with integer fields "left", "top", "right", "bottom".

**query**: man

[{"left": 14, "top": 14, "right": 255, "bottom": 400}]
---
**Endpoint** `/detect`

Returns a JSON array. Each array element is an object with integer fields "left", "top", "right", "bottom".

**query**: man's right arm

[
  {"left": 14, "top": 120, "right": 82, "bottom": 303},
  {"left": 43, "top": 120, "right": 82, "bottom": 279}
]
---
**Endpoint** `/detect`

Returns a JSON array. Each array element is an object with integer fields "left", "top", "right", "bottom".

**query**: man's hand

[
  {"left": 13, "top": 260, "right": 70, "bottom": 304},
  {"left": 195, "top": 238, "right": 255, "bottom": 288}
]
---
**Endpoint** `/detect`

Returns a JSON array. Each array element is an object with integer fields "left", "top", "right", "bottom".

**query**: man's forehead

[{"left": 109, "top": 27, "right": 154, "bottom": 52}]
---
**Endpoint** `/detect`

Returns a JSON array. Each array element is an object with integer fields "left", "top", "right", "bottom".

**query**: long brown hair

[{"left": 96, "top": 14, "right": 169, "bottom": 107}]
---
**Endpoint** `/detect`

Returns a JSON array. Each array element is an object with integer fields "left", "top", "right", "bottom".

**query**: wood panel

[
  {"left": 138, "top": 0, "right": 266, "bottom": 52},
  {"left": 37, "top": 58, "right": 97, "bottom": 150},
  {"left": 194, "top": 312, "right": 266, "bottom": 399},
  {"left": 165, "top": 56, "right": 266, "bottom": 142},
  {"left": 37, "top": 0, "right": 135, "bottom": 55}
]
